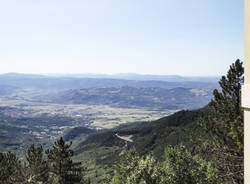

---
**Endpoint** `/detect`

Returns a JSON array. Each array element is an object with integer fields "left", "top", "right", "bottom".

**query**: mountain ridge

[
  {"left": 0, "top": 72, "right": 220, "bottom": 82},
  {"left": 0, "top": 73, "right": 219, "bottom": 92}
]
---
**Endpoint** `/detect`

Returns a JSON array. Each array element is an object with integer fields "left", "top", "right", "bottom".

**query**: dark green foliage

[
  {"left": 46, "top": 137, "right": 85, "bottom": 184},
  {"left": 208, "top": 59, "right": 243, "bottom": 148},
  {"left": 198, "top": 59, "right": 244, "bottom": 183},
  {"left": 0, "top": 138, "right": 88, "bottom": 184},
  {"left": 0, "top": 151, "right": 25, "bottom": 184},
  {"left": 26, "top": 144, "right": 49, "bottom": 183}
]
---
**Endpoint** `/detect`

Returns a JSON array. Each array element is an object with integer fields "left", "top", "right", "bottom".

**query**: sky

[{"left": 0, "top": 0, "right": 244, "bottom": 76}]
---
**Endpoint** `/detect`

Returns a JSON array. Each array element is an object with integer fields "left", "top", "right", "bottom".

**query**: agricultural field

[
  {"left": 0, "top": 93, "right": 176, "bottom": 156},
  {"left": 0, "top": 96, "right": 176, "bottom": 129}
]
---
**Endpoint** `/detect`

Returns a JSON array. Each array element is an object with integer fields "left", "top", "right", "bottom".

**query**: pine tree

[
  {"left": 199, "top": 59, "right": 244, "bottom": 183},
  {"left": 0, "top": 151, "right": 25, "bottom": 184},
  {"left": 45, "top": 137, "right": 85, "bottom": 184},
  {"left": 26, "top": 144, "right": 49, "bottom": 183}
]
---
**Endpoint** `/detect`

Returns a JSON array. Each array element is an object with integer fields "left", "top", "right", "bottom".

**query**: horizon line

[{"left": 0, "top": 72, "right": 220, "bottom": 78}]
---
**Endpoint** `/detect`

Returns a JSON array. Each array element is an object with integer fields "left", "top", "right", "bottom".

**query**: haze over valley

[{"left": 0, "top": 73, "right": 218, "bottom": 155}]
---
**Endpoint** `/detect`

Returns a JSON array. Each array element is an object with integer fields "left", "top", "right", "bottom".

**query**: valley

[
  {"left": 0, "top": 73, "right": 216, "bottom": 158},
  {"left": 0, "top": 73, "right": 232, "bottom": 183}
]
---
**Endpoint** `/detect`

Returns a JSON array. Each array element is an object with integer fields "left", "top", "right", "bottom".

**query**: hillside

[
  {"left": 49, "top": 87, "right": 213, "bottom": 110},
  {"left": 67, "top": 109, "right": 203, "bottom": 183}
]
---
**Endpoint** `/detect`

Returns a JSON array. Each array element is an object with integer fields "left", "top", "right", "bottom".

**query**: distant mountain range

[
  {"left": 29, "top": 73, "right": 220, "bottom": 82},
  {"left": 0, "top": 73, "right": 219, "bottom": 91}
]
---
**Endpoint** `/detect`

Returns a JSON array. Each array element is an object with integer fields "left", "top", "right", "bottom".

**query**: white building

[{"left": 243, "top": 0, "right": 250, "bottom": 182}]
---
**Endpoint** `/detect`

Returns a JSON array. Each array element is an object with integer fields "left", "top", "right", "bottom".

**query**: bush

[
  {"left": 163, "top": 145, "right": 221, "bottom": 184},
  {"left": 107, "top": 145, "right": 221, "bottom": 184}
]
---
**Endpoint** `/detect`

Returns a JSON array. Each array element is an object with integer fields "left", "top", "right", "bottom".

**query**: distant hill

[
  {"left": 45, "top": 73, "right": 220, "bottom": 83},
  {"left": 49, "top": 87, "right": 213, "bottom": 110},
  {"left": 0, "top": 73, "right": 219, "bottom": 91}
]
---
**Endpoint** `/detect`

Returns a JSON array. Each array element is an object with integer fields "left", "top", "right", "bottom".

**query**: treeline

[{"left": 0, "top": 137, "right": 90, "bottom": 184}]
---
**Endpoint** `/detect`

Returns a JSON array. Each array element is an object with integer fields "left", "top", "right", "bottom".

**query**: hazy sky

[{"left": 0, "top": 0, "right": 244, "bottom": 76}]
